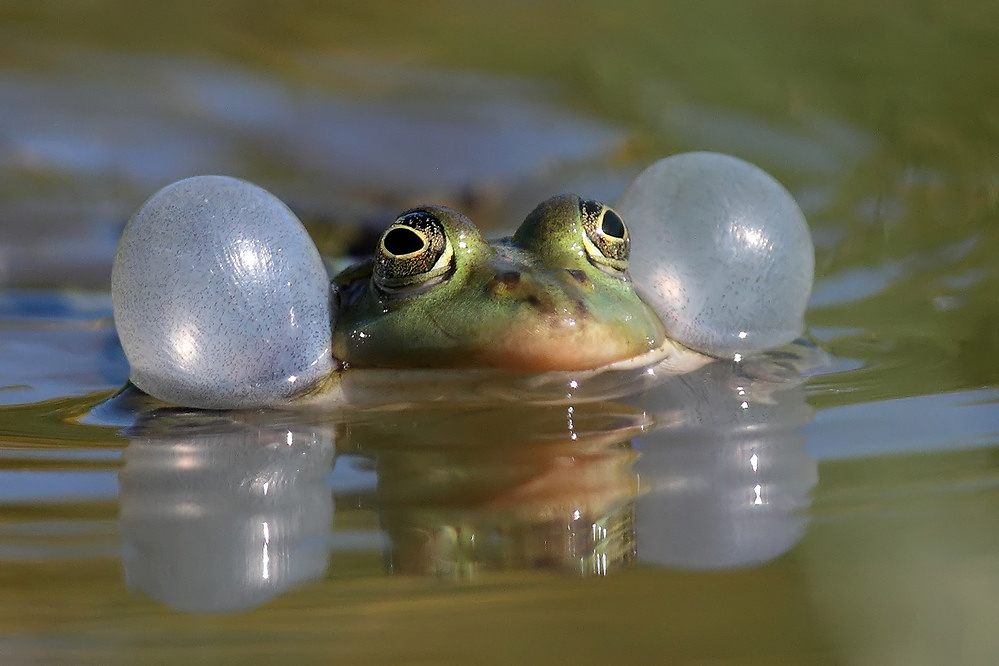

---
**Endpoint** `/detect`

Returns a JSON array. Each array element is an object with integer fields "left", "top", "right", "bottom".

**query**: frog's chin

[
  {"left": 468, "top": 327, "right": 668, "bottom": 373},
  {"left": 296, "top": 337, "right": 713, "bottom": 410}
]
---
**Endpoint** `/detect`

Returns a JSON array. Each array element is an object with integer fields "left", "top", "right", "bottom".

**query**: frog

[
  {"left": 111, "top": 153, "right": 814, "bottom": 410},
  {"left": 330, "top": 194, "right": 667, "bottom": 372}
]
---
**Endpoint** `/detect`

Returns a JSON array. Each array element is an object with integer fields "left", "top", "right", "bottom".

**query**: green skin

[{"left": 331, "top": 195, "right": 666, "bottom": 371}]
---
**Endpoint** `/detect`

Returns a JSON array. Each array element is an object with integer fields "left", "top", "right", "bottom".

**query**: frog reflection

[
  {"left": 346, "top": 344, "right": 818, "bottom": 576},
  {"left": 631, "top": 348, "right": 818, "bottom": 569},
  {"left": 117, "top": 403, "right": 335, "bottom": 613},
  {"left": 115, "top": 345, "right": 818, "bottom": 612},
  {"left": 343, "top": 401, "right": 647, "bottom": 577}
]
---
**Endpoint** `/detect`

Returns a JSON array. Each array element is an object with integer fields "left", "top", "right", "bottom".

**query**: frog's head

[{"left": 331, "top": 195, "right": 666, "bottom": 371}]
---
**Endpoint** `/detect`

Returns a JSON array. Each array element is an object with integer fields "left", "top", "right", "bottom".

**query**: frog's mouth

[{"left": 468, "top": 321, "right": 665, "bottom": 372}]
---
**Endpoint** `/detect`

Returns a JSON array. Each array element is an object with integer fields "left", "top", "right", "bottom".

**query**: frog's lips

[{"left": 467, "top": 315, "right": 664, "bottom": 372}]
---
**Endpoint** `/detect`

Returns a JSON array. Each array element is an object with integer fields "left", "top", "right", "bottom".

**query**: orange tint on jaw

[{"left": 471, "top": 324, "right": 659, "bottom": 372}]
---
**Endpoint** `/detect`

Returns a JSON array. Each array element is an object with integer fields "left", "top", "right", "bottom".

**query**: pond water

[{"left": 1, "top": 1, "right": 998, "bottom": 664}]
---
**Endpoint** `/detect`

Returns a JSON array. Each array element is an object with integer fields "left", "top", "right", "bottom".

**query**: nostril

[
  {"left": 566, "top": 269, "right": 590, "bottom": 285},
  {"left": 495, "top": 271, "right": 521, "bottom": 287}
]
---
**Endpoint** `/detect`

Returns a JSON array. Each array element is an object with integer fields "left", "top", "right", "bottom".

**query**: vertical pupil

[
  {"left": 383, "top": 227, "right": 426, "bottom": 256},
  {"left": 601, "top": 210, "right": 626, "bottom": 239}
]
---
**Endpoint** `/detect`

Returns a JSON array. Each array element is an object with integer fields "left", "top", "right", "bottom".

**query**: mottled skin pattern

[{"left": 331, "top": 195, "right": 666, "bottom": 371}]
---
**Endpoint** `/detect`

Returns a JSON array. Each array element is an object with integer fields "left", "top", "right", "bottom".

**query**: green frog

[
  {"left": 331, "top": 195, "right": 667, "bottom": 372},
  {"left": 112, "top": 156, "right": 813, "bottom": 410}
]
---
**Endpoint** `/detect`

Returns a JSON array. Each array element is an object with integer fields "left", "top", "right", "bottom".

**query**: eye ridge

[
  {"left": 374, "top": 209, "right": 455, "bottom": 292},
  {"left": 578, "top": 199, "right": 630, "bottom": 270}
]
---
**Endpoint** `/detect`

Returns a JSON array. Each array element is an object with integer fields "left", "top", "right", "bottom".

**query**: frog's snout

[
  {"left": 487, "top": 269, "right": 589, "bottom": 315},
  {"left": 490, "top": 269, "right": 524, "bottom": 290}
]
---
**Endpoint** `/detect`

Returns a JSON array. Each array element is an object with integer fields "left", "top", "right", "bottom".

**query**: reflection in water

[
  {"left": 117, "top": 347, "right": 817, "bottom": 612},
  {"left": 118, "top": 411, "right": 335, "bottom": 613},
  {"left": 350, "top": 405, "right": 645, "bottom": 577},
  {"left": 632, "top": 356, "right": 817, "bottom": 569}
]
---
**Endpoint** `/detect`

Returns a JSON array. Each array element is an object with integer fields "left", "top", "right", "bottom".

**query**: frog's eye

[
  {"left": 579, "top": 199, "right": 629, "bottom": 273},
  {"left": 374, "top": 210, "right": 455, "bottom": 293}
]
